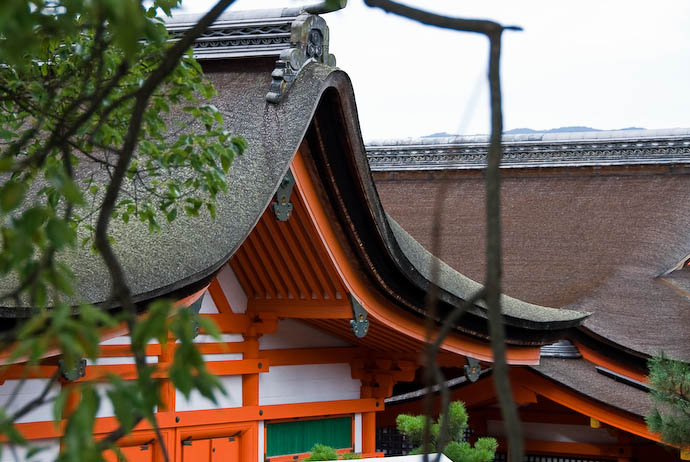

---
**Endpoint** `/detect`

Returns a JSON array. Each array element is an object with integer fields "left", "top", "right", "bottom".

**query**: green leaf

[
  {"left": 46, "top": 217, "right": 76, "bottom": 250},
  {"left": 0, "top": 180, "right": 26, "bottom": 212}
]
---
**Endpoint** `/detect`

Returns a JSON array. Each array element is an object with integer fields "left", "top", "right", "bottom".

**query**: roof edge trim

[{"left": 291, "top": 149, "right": 541, "bottom": 365}]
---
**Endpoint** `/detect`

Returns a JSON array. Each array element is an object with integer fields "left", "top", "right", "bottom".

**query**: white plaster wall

[
  {"left": 259, "top": 319, "right": 352, "bottom": 350},
  {"left": 175, "top": 375, "right": 242, "bottom": 412},
  {"left": 100, "top": 337, "right": 161, "bottom": 346},
  {"left": 86, "top": 356, "right": 158, "bottom": 366},
  {"left": 199, "top": 291, "right": 219, "bottom": 314},
  {"left": 354, "top": 413, "right": 363, "bottom": 453},
  {"left": 487, "top": 420, "right": 618, "bottom": 444},
  {"left": 258, "top": 420, "right": 265, "bottom": 462},
  {"left": 95, "top": 382, "right": 116, "bottom": 418},
  {"left": 259, "top": 364, "right": 361, "bottom": 406},
  {"left": 0, "top": 379, "right": 58, "bottom": 423},
  {"left": 100, "top": 335, "right": 132, "bottom": 345},
  {"left": 216, "top": 264, "right": 247, "bottom": 314},
  {"left": 0, "top": 438, "right": 59, "bottom": 462},
  {"left": 193, "top": 333, "right": 243, "bottom": 343},
  {"left": 202, "top": 353, "right": 243, "bottom": 362}
]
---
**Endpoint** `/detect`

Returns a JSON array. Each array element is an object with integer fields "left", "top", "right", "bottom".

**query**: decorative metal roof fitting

[
  {"left": 272, "top": 170, "right": 295, "bottom": 221},
  {"left": 349, "top": 295, "right": 369, "bottom": 338},
  {"left": 265, "top": 13, "right": 336, "bottom": 103}
]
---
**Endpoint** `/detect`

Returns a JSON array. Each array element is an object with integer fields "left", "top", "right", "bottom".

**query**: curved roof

[
  {"left": 0, "top": 59, "right": 326, "bottom": 314},
  {"left": 0, "top": 46, "right": 587, "bottom": 343}
]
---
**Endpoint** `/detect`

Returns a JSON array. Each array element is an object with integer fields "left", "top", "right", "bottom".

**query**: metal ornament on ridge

[{"left": 266, "top": 14, "right": 337, "bottom": 104}]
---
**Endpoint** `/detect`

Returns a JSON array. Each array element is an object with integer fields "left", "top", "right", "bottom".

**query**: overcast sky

[{"left": 177, "top": 0, "right": 690, "bottom": 141}]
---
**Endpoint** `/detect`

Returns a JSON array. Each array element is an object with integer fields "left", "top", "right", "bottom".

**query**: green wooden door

[{"left": 266, "top": 416, "right": 352, "bottom": 457}]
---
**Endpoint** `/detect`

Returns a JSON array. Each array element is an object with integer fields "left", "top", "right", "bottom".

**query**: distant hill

[
  {"left": 422, "top": 127, "right": 646, "bottom": 137},
  {"left": 504, "top": 126, "right": 645, "bottom": 135}
]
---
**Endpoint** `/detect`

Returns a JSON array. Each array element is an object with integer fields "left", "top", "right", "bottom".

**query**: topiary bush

[
  {"left": 303, "top": 444, "right": 361, "bottom": 460},
  {"left": 395, "top": 401, "right": 497, "bottom": 462}
]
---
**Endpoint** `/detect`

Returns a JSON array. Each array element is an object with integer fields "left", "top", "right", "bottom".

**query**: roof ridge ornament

[{"left": 266, "top": 13, "right": 336, "bottom": 104}]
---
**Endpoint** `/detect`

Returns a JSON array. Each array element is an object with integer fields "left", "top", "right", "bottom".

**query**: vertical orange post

[
  {"left": 243, "top": 333, "right": 259, "bottom": 406},
  {"left": 360, "top": 384, "right": 376, "bottom": 454},
  {"left": 59, "top": 381, "right": 80, "bottom": 453},
  {"left": 159, "top": 340, "right": 176, "bottom": 412},
  {"left": 361, "top": 412, "right": 376, "bottom": 454}
]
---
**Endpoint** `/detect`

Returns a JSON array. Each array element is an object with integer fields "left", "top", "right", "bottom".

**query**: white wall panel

[
  {"left": 175, "top": 375, "right": 242, "bottom": 412},
  {"left": 0, "top": 438, "right": 59, "bottom": 462},
  {"left": 259, "top": 364, "right": 360, "bottom": 405},
  {"left": 93, "top": 382, "right": 158, "bottom": 418},
  {"left": 216, "top": 264, "right": 247, "bottom": 313},
  {"left": 199, "top": 291, "right": 220, "bottom": 314},
  {"left": 258, "top": 421, "right": 265, "bottom": 462},
  {"left": 193, "top": 333, "right": 244, "bottom": 343},
  {"left": 86, "top": 356, "right": 158, "bottom": 366},
  {"left": 354, "top": 413, "right": 363, "bottom": 453},
  {"left": 100, "top": 335, "right": 131, "bottom": 345},
  {"left": 259, "top": 319, "right": 351, "bottom": 350},
  {"left": 202, "top": 353, "right": 243, "bottom": 362},
  {"left": 0, "top": 379, "right": 58, "bottom": 423}
]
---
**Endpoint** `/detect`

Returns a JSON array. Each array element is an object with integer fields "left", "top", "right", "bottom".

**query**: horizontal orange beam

[
  {"left": 0, "top": 365, "right": 58, "bottom": 381},
  {"left": 291, "top": 152, "right": 540, "bottom": 365},
  {"left": 573, "top": 339, "right": 648, "bottom": 383},
  {"left": 99, "top": 344, "right": 162, "bottom": 357},
  {"left": 261, "top": 347, "right": 362, "bottom": 366},
  {"left": 0, "top": 286, "right": 208, "bottom": 365},
  {"left": 511, "top": 367, "right": 664, "bottom": 444},
  {"left": 76, "top": 359, "right": 268, "bottom": 382},
  {"left": 248, "top": 299, "right": 352, "bottom": 318},
  {"left": 10, "top": 396, "right": 381, "bottom": 441},
  {"left": 496, "top": 438, "right": 630, "bottom": 458}
]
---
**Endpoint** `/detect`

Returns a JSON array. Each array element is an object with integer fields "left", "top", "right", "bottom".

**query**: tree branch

[{"left": 364, "top": 1, "right": 523, "bottom": 460}]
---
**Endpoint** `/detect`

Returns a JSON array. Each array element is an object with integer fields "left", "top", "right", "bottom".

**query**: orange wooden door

[
  {"left": 181, "top": 436, "right": 239, "bottom": 462},
  {"left": 103, "top": 444, "right": 153, "bottom": 462},
  {"left": 182, "top": 439, "right": 211, "bottom": 462},
  {"left": 211, "top": 436, "right": 239, "bottom": 462}
]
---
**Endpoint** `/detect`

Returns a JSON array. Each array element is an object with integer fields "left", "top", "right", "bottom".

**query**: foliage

[
  {"left": 340, "top": 452, "right": 361, "bottom": 460},
  {"left": 304, "top": 444, "right": 361, "bottom": 461},
  {"left": 304, "top": 444, "right": 340, "bottom": 461},
  {"left": 0, "top": 0, "right": 242, "bottom": 460},
  {"left": 646, "top": 352, "right": 690, "bottom": 446},
  {"left": 396, "top": 401, "right": 497, "bottom": 462}
]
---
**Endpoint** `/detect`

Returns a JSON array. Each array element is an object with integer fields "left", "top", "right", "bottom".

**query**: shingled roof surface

[
  {"left": 532, "top": 357, "right": 653, "bottom": 418},
  {"left": 373, "top": 151, "right": 690, "bottom": 360},
  {"left": 0, "top": 60, "right": 336, "bottom": 314}
]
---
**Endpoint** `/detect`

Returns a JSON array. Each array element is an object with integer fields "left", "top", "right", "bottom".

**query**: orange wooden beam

[
  {"left": 0, "top": 286, "right": 208, "bottom": 365},
  {"left": 290, "top": 152, "right": 540, "bottom": 365},
  {"left": 511, "top": 367, "right": 664, "bottom": 444},
  {"left": 572, "top": 340, "right": 648, "bottom": 383},
  {"left": 247, "top": 298, "right": 352, "bottom": 318},
  {"left": 10, "top": 398, "right": 381, "bottom": 441},
  {"left": 74, "top": 359, "right": 267, "bottom": 382},
  {"left": 261, "top": 347, "right": 361, "bottom": 366},
  {"left": 495, "top": 438, "right": 632, "bottom": 459}
]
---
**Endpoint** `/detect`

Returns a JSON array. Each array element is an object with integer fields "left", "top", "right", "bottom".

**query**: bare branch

[
  {"left": 364, "top": 1, "right": 524, "bottom": 460},
  {"left": 484, "top": 31, "right": 524, "bottom": 462},
  {"left": 5, "top": 370, "right": 59, "bottom": 424}
]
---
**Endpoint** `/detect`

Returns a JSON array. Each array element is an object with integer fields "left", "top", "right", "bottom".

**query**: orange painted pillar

[
  {"left": 361, "top": 384, "right": 376, "bottom": 454},
  {"left": 243, "top": 334, "right": 259, "bottom": 406},
  {"left": 159, "top": 340, "right": 176, "bottom": 412},
  {"left": 362, "top": 412, "right": 376, "bottom": 454}
]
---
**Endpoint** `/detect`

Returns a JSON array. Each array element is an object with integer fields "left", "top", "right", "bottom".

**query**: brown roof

[
  {"left": 374, "top": 167, "right": 690, "bottom": 360},
  {"left": 532, "top": 357, "right": 652, "bottom": 418}
]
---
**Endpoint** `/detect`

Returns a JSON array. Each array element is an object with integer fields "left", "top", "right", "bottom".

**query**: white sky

[{"left": 177, "top": 0, "right": 690, "bottom": 140}]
